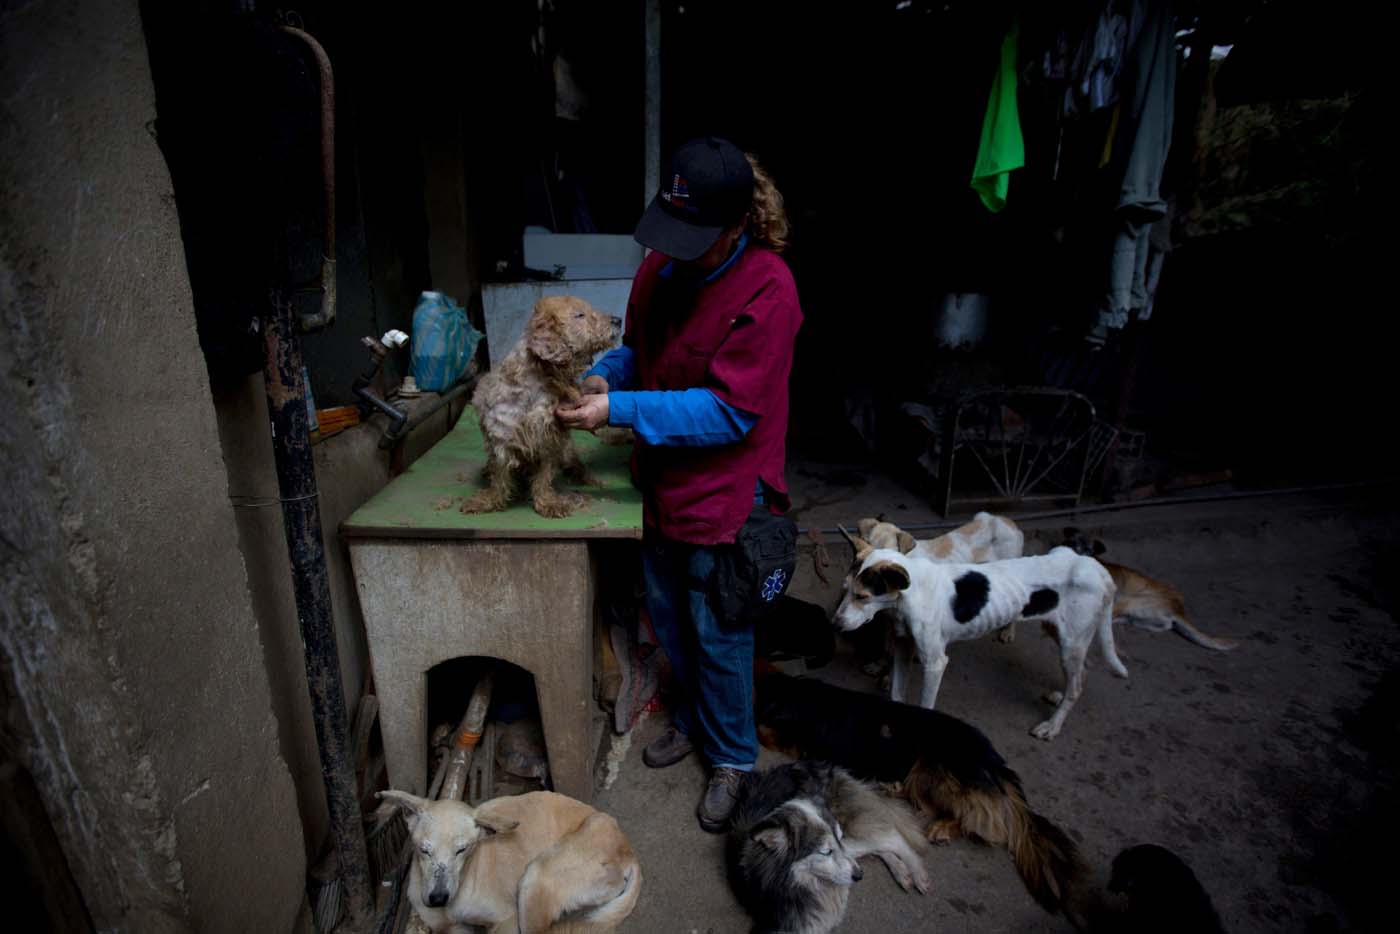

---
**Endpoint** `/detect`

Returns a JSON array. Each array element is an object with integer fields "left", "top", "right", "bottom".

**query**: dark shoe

[
  {"left": 697, "top": 767, "right": 745, "bottom": 833},
  {"left": 642, "top": 728, "right": 693, "bottom": 769}
]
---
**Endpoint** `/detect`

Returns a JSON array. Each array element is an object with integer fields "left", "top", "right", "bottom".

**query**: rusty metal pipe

[
  {"left": 280, "top": 24, "right": 337, "bottom": 331},
  {"left": 262, "top": 291, "right": 372, "bottom": 933},
  {"left": 378, "top": 375, "right": 476, "bottom": 450}
]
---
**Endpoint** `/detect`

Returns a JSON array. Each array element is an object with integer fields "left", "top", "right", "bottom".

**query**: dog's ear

[
  {"left": 1091, "top": 539, "right": 1107, "bottom": 556},
  {"left": 751, "top": 818, "right": 790, "bottom": 853},
  {"left": 474, "top": 813, "right": 520, "bottom": 837},
  {"left": 895, "top": 530, "right": 917, "bottom": 555},
  {"left": 858, "top": 560, "right": 910, "bottom": 596},
  {"left": 378, "top": 790, "right": 430, "bottom": 828},
  {"left": 525, "top": 301, "right": 572, "bottom": 364},
  {"left": 857, "top": 518, "right": 878, "bottom": 539},
  {"left": 838, "top": 525, "right": 873, "bottom": 564}
]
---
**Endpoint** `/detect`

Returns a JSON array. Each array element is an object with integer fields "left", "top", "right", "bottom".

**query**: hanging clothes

[
  {"left": 1138, "top": 203, "right": 1174, "bottom": 322},
  {"left": 1066, "top": 4, "right": 1129, "bottom": 117},
  {"left": 971, "top": 20, "right": 1025, "bottom": 213},
  {"left": 1092, "top": 0, "right": 1176, "bottom": 340}
]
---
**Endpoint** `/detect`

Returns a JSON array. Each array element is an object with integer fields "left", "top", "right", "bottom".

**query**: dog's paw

[
  {"left": 1030, "top": 719, "right": 1061, "bottom": 741},
  {"left": 1042, "top": 690, "right": 1064, "bottom": 705},
  {"left": 995, "top": 624, "right": 1017, "bottom": 644},
  {"left": 911, "top": 868, "right": 932, "bottom": 895},
  {"left": 533, "top": 494, "right": 584, "bottom": 519},
  {"left": 889, "top": 862, "right": 927, "bottom": 894}
]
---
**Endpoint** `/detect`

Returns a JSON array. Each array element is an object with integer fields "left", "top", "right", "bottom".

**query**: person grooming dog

[{"left": 556, "top": 138, "right": 803, "bottom": 831}]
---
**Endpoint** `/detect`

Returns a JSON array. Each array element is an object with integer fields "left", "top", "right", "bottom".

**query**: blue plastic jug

[{"left": 410, "top": 292, "right": 482, "bottom": 392}]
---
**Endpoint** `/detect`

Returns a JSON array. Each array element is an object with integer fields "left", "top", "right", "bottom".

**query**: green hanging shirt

[{"left": 971, "top": 21, "right": 1025, "bottom": 213}]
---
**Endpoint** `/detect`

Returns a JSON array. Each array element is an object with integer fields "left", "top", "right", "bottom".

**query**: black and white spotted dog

[{"left": 834, "top": 539, "right": 1127, "bottom": 740}]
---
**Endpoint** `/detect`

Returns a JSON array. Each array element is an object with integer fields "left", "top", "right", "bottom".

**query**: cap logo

[{"left": 661, "top": 174, "right": 699, "bottom": 215}]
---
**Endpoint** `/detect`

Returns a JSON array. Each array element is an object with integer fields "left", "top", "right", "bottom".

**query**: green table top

[{"left": 342, "top": 408, "right": 643, "bottom": 540}]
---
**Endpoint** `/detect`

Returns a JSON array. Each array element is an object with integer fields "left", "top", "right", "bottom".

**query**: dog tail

[
  {"left": 517, "top": 813, "right": 642, "bottom": 934},
  {"left": 903, "top": 760, "right": 1085, "bottom": 916},
  {"left": 1006, "top": 789, "right": 1085, "bottom": 915},
  {"left": 1116, "top": 577, "right": 1238, "bottom": 652},
  {"left": 1168, "top": 613, "right": 1239, "bottom": 652}
]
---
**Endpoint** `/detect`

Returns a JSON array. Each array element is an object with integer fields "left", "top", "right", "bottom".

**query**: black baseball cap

[{"left": 634, "top": 137, "right": 755, "bottom": 261}]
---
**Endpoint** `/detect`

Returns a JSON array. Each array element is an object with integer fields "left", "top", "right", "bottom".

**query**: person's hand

[
  {"left": 556, "top": 393, "right": 609, "bottom": 430},
  {"left": 580, "top": 375, "right": 609, "bottom": 396}
]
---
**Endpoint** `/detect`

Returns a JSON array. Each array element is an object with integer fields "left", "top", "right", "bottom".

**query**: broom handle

[
  {"left": 439, "top": 672, "right": 494, "bottom": 802},
  {"left": 426, "top": 744, "right": 451, "bottom": 801}
]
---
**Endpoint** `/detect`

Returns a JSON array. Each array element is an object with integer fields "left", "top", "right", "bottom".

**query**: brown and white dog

[
  {"left": 1062, "top": 528, "right": 1238, "bottom": 652},
  {"left": 379, "top": 789, "right": 641, "bottom": 934},
  {"left": 858, "top": 512, "right": 1025, "bottom": 567},
  {"left": 850, "top": 513, "right": 1025, "bottom": 702},
  {"left": 834, "top": 539, "right": 1126, "bottom": 740},
  {"left": 461, "top": 296, "right": 621, "bottom": 518}
]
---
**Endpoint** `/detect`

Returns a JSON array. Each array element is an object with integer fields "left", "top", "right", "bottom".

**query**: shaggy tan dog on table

[{"left": 462, "top": 296, "right": 621, "bottom": 519}]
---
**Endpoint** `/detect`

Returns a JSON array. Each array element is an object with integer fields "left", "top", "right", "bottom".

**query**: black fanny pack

[{"left": 711, "top": 505, "right": 798, "bottom": 623}]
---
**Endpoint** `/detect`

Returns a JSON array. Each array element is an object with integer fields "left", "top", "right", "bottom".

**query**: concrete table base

[
  {"left": 342, "top": 410, "right": 643, "bottom": 803},
  {"left": 349, "top": 539, "right": 596, "bottom": 800}
]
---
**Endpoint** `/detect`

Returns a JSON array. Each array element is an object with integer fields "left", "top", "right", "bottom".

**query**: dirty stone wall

[
  {"left": 1, "top": 1, "right": 308, "bottom": 931},
  {"left": 213, "top": 381, "right": 465, "bottom": 860}
]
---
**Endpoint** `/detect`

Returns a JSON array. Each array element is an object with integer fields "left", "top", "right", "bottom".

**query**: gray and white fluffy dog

[{"left": 726, "top": 761, "right": 929, "bottom": 934}]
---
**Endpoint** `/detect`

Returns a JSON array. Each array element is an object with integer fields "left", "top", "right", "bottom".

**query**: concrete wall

[
  {"left": 213, "top": 380, "right": 466, "bottom": 859},
  {"left": 0, "top": 2, "right": 307, "bottom": 931}
]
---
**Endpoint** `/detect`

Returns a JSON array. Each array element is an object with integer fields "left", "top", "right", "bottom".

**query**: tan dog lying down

[
  {"left": 380, "top": 789, "right": 641, "bottom": 934},
  {"left": 462, "top": 296, "right": 621, "bottom": 518}
]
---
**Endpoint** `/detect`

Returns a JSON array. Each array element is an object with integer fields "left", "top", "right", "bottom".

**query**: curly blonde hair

[{"left": 745, "top": 154, "right": 790, "bottom": 253}]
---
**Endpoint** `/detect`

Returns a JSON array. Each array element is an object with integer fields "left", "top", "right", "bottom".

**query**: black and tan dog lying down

[{"left": 753, "top": 669, "right": 1084, "bottom": 919}]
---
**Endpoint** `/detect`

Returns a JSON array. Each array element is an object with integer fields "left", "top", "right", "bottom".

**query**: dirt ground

[{"left": 595, "top": 474, "right": 1398, "bottom": 934}]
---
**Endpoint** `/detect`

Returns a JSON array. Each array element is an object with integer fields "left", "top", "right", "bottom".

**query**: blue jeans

[{"left": 641, "top": 531, "right": 757, "bottom": 771}]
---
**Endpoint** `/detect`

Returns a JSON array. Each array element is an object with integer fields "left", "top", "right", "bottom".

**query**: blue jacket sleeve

[
  {"left": 585, "top": 347, "right": 636, "bottom": 391},
  {"left": 609, "top": 388, "right": 757, "bottom": 446}
]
